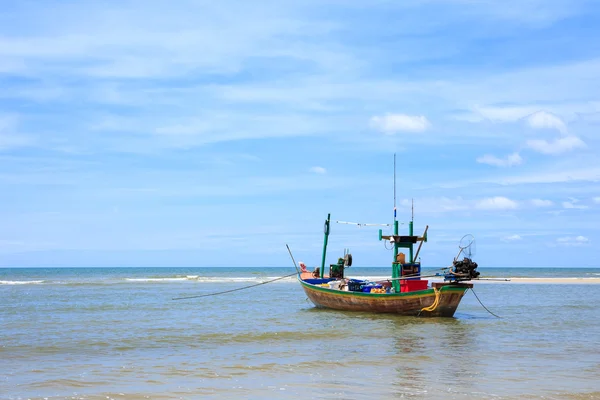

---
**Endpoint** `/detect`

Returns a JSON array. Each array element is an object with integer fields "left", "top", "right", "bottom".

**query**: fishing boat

[{"left": 295, "top": 158, "right": 479, "bottom": 318}]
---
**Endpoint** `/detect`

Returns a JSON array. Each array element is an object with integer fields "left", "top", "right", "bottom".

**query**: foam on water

[
  {"left": 0, "top": 280, "right": 45, "bottom": 285},
  {"left": 125, "top": 277, "right": 189, "bottom": 282},
  {"left": 3, "top": 270, "right": 600, "bottom": 286}
]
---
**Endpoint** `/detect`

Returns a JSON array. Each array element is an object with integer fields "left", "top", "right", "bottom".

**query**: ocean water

[{"left": 1, "top": 267, "right": 599, "bottom": 399}]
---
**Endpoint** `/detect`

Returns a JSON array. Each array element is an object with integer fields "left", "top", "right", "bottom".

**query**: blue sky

[{"left": 1, "top": 0, "right": 599, "bottom": 268}]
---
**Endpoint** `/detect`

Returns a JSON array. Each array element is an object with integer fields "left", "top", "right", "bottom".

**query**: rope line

[
  {"left": 386, "top": 273, "right": 441, "bottom": 282},
  {"left": 470, "top": 287, "right": 502, "bottom": 318},
  {"left": 421, "top": 288, "right": 441, "bottom": 312},
  {"left": 172, "top": 272, "right": 298, "bottom": 301}
]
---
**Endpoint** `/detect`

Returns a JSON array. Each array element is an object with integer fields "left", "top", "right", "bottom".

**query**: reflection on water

[
  {"left": 385, "top": 317, "right": 481, "bottom": 397},
  {"left": 391, "top": 326, "right": 426, "bottom": 397}
]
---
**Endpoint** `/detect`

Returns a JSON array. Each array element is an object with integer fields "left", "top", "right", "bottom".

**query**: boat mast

[
  {"left": 391, "top": 154, "right": 401, "bottom": 291},
  {"left": 409, "top": 198, "right": 414, "bottom": 263},
  {"left": 320, "top": 213, "right": 331, "bottom": 279},
  {"left": 393, "top": 153, "right": 399, "bottom": 258}
]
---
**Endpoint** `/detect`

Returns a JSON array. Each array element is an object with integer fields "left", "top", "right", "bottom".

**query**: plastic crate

[
  {"left": 362, "top": 284, "right": 382, "bottom": 292},
  {"left": 347, "top": 279, "right": 365, "bottom": 292},
  {"left": 400, "top": 279, "right": 429, "bottom": 293}
]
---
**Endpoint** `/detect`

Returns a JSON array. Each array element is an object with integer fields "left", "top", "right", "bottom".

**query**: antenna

[
  {"left": 411, "top": 198, "right": 414, "bottom": 222},
  {"left": 393, "top": 153, "right": 397, "bottom": 223}
]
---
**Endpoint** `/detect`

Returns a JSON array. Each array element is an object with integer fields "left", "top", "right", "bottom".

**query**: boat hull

[{"left": 299, "top": 278, "right": 471, "bottom": 317}]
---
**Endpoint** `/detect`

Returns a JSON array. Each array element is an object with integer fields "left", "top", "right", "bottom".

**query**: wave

[
  {"left": 0, "top": 280, "right": 45, "bottom": 285},
  {"left": 3, "top": 274, "right": 600, "bottom": 286},
  {"left": 125, "top": 277, "right": 189, "bottom": 282},
  {"left": 1, "top": 276, "right": 292, "bottom": 285},
  {"left": 124, "top": 276, "right": 267, "bottom": 283}
]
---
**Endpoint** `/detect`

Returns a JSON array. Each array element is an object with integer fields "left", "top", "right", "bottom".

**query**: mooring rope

[
  {"left": 172, "top": 272, "right": 298, "bottom": 301},
  {"left": 470, "top": 287, "right": 502, "bottom": 318},
  {"left": 420, "top": 288, "right": 441, "bottom": 312}
]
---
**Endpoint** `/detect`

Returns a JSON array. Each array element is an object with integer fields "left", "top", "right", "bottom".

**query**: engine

[{"left": 445, "top": 257, "right": 480, "bottom": 282}]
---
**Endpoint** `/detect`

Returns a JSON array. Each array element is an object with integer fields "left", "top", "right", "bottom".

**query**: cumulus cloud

[
  {"left": 526, "top": 111, "right": 568, "bottom": 134},
  {"left": 370, "top": 113, "right": 430, "bottom": 134},
  {"left": 476, "top": 152, "right": 522, "bottom": 167},
  {"left": 475, "top": 196, "right": 518, "bottom": 210},
  {"left": 526, "top": 136, "right": 586, "bottom": 155},
  {"left": 465, "top": 108, "right": 570, "bottom": 131},
  {"left": 530, "top": 199, "right": 553, "bottom": 207},
  {"left": 309, "top": 166, "right": 326, "bottom": 174}
]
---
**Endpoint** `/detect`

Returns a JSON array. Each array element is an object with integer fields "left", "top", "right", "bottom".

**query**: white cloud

[
  {"left": 475, "top": 196, "right": 518, "bottom": 210},
  {"left": 310, "top": 166, "right": 326, "bottom": 174},
  {"left": 530, "top": 199, "right": 553, "bottom": 207},
  {"left": 526, "top": 111, "right": 567, "bottom": 134},
  {"left": 493, "top": 167, "right": 600, "bottom": 186},
  {"left": 0, "top": 3, "right": 341, "bottom": 80},
  {"left": 459, "top": 107, "right": 573, "bottom": 134},
  {"left": 458, "top": 102, "right": 597, "bottom": 128},
  {"left": 526, "top": 136, "right": 586, "bottom": 155},
  {"left": 476, "top": 152, "right": 522, "bottom": 167},
  {"left": 562, "top": 199, "right": 588, "bottom": 209},
  {"left": 594, "top": 197, "right": 600, "bottom": 204},
  {"left": 401, "top": 196, "right": 539, "bottom": 213},
  {"left": 503, "top": 234, "right": 522, "bottom": 241},
  {"left": 370, "top": 114, "right": 430, "bottom": 134},
  {"left": 557, "top": 236, "right": 589, "bottom": 246},
  {"left": 471, "top": 105, "right": 540, "bottom": 123}
]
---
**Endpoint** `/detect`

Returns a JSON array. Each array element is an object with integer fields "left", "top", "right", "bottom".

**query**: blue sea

[{"left": 1, "top": 267, "right": 600, "bottom": 399}]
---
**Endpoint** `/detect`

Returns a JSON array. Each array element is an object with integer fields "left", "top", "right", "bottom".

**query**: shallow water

[{"left": 1, "top": 267, "right": 599, "bottom": 399}]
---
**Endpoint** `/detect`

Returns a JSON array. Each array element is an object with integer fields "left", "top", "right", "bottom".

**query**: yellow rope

[{"left": 421, "top": 288, "right": 441, "bottom": 312}]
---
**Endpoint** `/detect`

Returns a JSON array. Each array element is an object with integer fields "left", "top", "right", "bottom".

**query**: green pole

[
  {"left": 320, "top": 214, "right": 330, "bottom": 279},
  {"left": 393, "top": 220, "right": 399, "bottom": 259},
  {"left": 392, "top": 220, "right": 400, "bottom": 292},
  {"left": 409, "top": 220, "right": 414, "bottom": 263}
]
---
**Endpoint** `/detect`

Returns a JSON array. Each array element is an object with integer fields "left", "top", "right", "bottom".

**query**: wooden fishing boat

[
  {"left": 298, "top": 278, "right": 472, "bottom": 318},
  {"left": 295, "top": 157, "right": 479, "bottom": 318}
]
